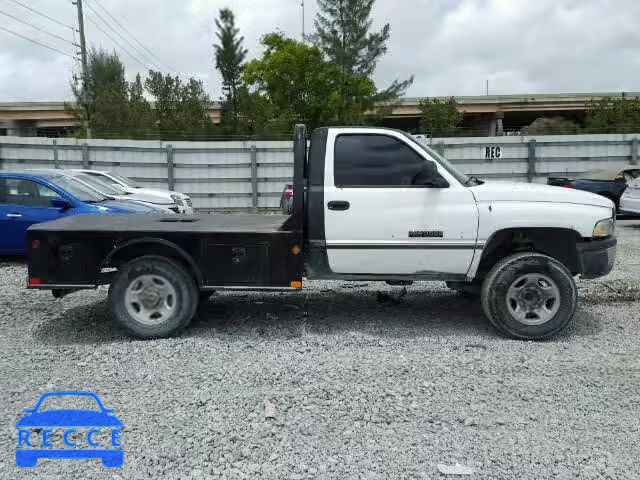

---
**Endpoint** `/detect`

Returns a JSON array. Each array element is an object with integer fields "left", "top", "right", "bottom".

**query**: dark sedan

[{"left": 548, "top": 166, "right": 640, "bottom": 210}]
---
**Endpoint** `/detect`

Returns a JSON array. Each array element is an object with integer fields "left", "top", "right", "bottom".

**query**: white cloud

[{"left": 0, "top": 0, "right": 639, "bottom": 102}]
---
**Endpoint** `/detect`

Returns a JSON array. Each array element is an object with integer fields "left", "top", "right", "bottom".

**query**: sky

[{"left": 0, "top": 0, "right": 639, "bottom": 102}]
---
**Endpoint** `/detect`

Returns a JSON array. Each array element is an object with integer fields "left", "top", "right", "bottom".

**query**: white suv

[
  {"left": 74, "top": 170, "right": 193, "bottom": 214},
  {"left": 620, "top": 178, "right": 640, "bottom": 215}
]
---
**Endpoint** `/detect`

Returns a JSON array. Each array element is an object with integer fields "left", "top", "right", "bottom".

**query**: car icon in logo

[{"left": 15, "top": 391, "right": 123, "bottom": 468}]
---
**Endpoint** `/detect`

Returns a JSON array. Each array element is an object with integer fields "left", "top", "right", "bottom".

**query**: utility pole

[
  {"left": 74, "top": 0, "right": 91, "bottom": 138},
  {"left": 301, "top": 0, "right": 305, "bottom": 42}
]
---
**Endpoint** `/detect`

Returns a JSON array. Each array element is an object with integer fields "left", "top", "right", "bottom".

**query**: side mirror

[
  {"left": 50, "top": 197, "right": 73, "bottom": 210},
  {"left": 413, "top": 162, "right": 450, "bottom": 188},
  {"left": 423, "top": 176, "right": 450, "bottom": 188}
]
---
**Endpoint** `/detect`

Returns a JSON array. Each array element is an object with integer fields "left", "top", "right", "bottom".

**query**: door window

[
  {"left": 0, "top": 179, "right": 59, "bottom": 207},
  {"left": 334, "top": 134, "right": 439, "bottom": 187}
]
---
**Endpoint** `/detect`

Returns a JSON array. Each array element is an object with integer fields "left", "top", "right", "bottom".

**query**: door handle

[
  {"left": 328, "top": 201, "right": 350, "bottom": 211},
  {"left": 6, "top": 213, "right": 22, "bottom": 219}
]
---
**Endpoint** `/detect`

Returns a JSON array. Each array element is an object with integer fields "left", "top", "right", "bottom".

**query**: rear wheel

[
  {"left": 108, "top": 255, "right": 198, "bottom": 339},
  {"left": 481, "top": 252, "right": 577, "bottom": 340}
]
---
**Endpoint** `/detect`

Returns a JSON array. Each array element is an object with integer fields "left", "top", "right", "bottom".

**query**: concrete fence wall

[
  {"left": 1, "top": 133, "right": 639, "bottom": 212},
  {"left": 420, "top": 133, "right": 640, "bottom": 185}
]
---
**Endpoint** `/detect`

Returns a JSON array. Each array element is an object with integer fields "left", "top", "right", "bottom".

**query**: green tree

[
  {"left": 314, "top": 0, "right": 413, "bottom": 122},
  {"left": 127, "top": 74, "right": 155, "bottom": 138},
  {"left": 418, "top": 97, "right": 464, "bottom": 137},
  {"left": 233, "top": 86, "right": 279, "bottom": 136},
  {"left": 69, "top": 47, "right": 130, "bottom": 138},
  {"left": 244, "top": 33, "right": 375, "bottom": 131},
  {"left": 315, "top": 0, "right": 388, "bottom": 77},
  {"left": 585, "top": 97, "right": 640, "bottom": 134},
  {"left": 214, "top": 8, "right": 248, "bottom": 134},
  {"left": 69, "top": 48, "right": 156, "bottom": 139},
  {"left": 144, "top": 71, "right": 213, "bottom": 139}
]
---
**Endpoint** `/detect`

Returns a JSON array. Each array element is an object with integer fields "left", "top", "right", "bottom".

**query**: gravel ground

[{"left": 1, "top": 221, "right": 640, "bottom": 479}]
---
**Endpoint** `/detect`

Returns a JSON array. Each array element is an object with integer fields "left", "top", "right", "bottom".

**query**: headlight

[
  {"left": 593, "top": 217, "right": 615, "bottom": 238},
  {"left": 170, "top": 194, "right": 184, "bottom": 206}
]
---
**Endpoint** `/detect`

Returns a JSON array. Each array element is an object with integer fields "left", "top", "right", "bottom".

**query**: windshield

[
  {"left": 49, "top": 176, "right": 106, "bottom": 203},
  {"left": 401, "top": 132, "right": 470, "bottom": 185},
  {"left": 108, "top": 172, "right": 139, "bottom": 188},
  {"left": 75, "top": 173, "right": 125, "bottom": 196},
  {"left": 36, "top": 395, "right": 101, "bottom": 412}
]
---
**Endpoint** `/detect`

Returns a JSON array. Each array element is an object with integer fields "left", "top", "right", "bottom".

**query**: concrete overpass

[
  {"left": 383, "top": 92, "right": 640, "bottom": 135},
  {"left": 0, "top": 92, "right": 636, "bottom": 137},
  {"left": 0, "top": 101, "right": 223, "bottom": 137}
]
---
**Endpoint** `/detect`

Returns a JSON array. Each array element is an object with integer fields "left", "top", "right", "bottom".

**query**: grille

[{"left": 185, "top": 197, "right": 193, "bottom": 207}]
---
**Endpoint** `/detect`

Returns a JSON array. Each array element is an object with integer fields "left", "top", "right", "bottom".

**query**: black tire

[
  {"left": 108, "top": 255, "right": 198, "bottom": 339},
  {"left": 481, "top": 252, "right": 577, "bottom": 340}
]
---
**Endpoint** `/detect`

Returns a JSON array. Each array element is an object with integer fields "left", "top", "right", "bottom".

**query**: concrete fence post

[
  {"left": 53, "top": 139, "right": 59, "bottom": 169},
  {"left": 631, "top": 138, "right": 638, "bottom": 165},
  {"left": 81, "top": 142, "right": 89, "bottom": 168},
  {"left": 166, "top": 144, "right": 175, "bottom": 191},
  {"left": 435, "top": 141, "right": 445, "bottom": 157},
  {"left": 527, "top": 139, "right": 537, "bottom": 183},
  {"left": 250, "top": 144, "right": 258, "bottom": 212}
]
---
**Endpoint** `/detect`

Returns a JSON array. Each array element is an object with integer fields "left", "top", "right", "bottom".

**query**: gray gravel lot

[{"left": 1, "top": 221, "right": 640, "bottom": 479}]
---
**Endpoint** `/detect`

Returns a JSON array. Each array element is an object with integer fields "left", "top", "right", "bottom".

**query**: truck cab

[
  {"left": 305, "top": 127, "right": 479, "bottom": 279},
  {"left": 27, "top": 125, "right": 617, "bottom": 341},
  {"left": 304, "top": 127, "right": 615, "bottom": 282}
]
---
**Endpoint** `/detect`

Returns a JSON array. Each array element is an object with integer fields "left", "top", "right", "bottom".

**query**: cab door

[
  {"left": 323, "top": 129, "right": 479, "bottom": 276},
  {"left": 0, "top": 178, "right": 72, "bottom": 254}
]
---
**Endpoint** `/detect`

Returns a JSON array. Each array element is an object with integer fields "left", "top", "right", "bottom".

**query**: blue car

[
  {"left": 0, "top": 171, "right": 159, "bottom": 255},
  {"left": 16, "top": 391, "right": 123, "bottom": 468}
]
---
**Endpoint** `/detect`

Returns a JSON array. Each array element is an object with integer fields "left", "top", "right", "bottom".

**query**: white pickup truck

[{"left": 28, "top": 125, "right": 617, "bottom": 340}]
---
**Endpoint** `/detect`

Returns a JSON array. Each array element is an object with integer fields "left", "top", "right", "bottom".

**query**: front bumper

[
  {"left": 577, "top": 236, "right": 617, "bottom": 279},
  {"left": 167, "top": 204, "right": 194, "bottom": 214}
]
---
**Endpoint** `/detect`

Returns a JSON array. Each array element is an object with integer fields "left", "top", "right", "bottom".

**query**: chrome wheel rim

[
  {"left": 506, "top": 273, "right": 560, "bottom": 326},
  {"left": 124, "top": 275, "right": 177, "bottom": 325}
]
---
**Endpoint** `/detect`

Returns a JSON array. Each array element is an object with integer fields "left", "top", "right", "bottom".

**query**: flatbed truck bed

[{"left": 28, "top": 213, "right": 302, "bottom": 293}]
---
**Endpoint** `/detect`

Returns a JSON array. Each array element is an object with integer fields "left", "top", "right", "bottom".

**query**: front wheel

[
  {"left": 481, "top": 252, "right": 577, "bottom": 340},
  {"left": 108, "top": 255, "right": 198, "bottom": 339}
]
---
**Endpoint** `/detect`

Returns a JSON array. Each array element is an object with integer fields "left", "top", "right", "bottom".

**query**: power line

[
  {"left": 87, "top": 0, "right": 178, "bottom": 73},
  {"left": 83, "top": 0, "right": 160, "bottom": 70},
  {"left": 0, "top": 24, "right": 76, "bottom": 58},
  {"left": 84, "top": 13, "right": 149, "bottom": 68},
  {"left": 0, "top": 9, "right": 76, "bottom": 46},
  {"left": 8, "top": 0, "right": 75, "bottom": 31}
]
